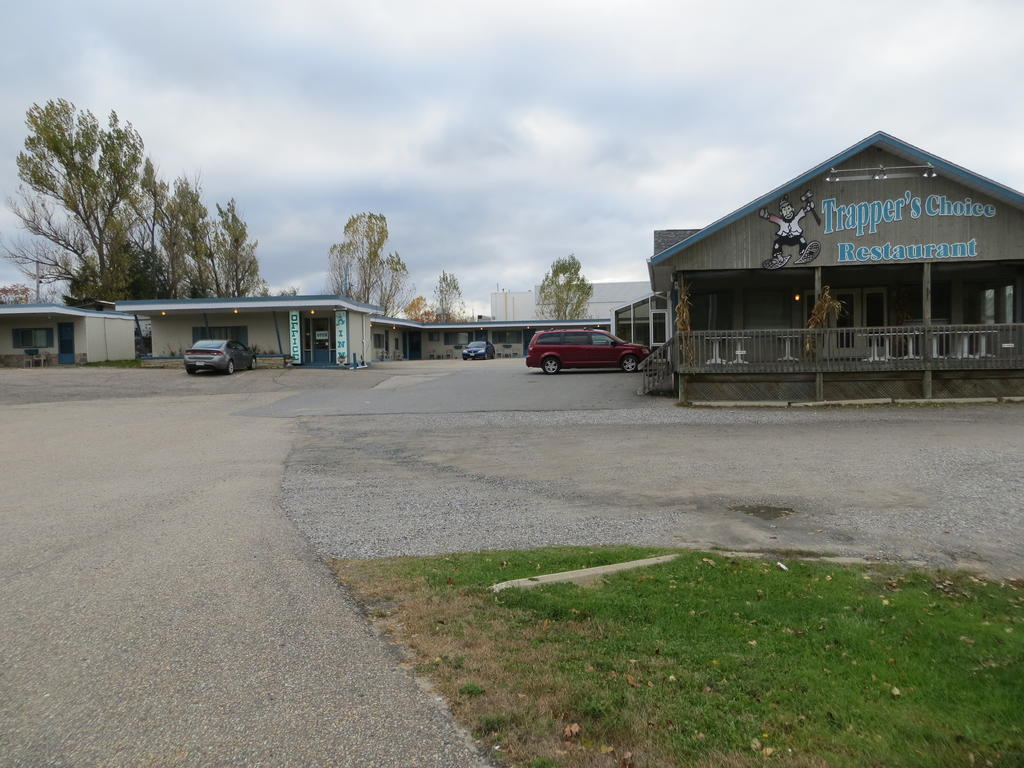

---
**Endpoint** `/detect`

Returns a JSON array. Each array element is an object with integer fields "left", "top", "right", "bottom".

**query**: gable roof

[{"left": 649, "top": 131, "right": 1024, "bottom": 268}]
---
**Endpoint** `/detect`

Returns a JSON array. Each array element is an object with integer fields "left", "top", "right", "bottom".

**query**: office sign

[{"left": 289, "top": 310, "right": 301, "bottom": 363}]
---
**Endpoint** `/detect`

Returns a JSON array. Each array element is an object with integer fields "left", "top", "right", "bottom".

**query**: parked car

[
  {"left": 462, "top": 340, "right": 496, "bottom": 360},
  {"left": 525, "top": 329, "right": 649, "bottom": 374},
  {"left": 184, "top": 339, "right": 255, "bottom": 375}
]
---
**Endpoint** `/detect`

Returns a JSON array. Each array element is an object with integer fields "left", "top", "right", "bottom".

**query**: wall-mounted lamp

[
  {"left": 160, "top": 311, "right": 167, "bottom": 315},
  {"left": 793, "top": 293, "right": 801, "bottom": 302},
  {"left": 232, "top": 308, "right": 239, "bottom": 314},
  {"left": 309, "top": 310, "right": 316, "bottom": 314}
]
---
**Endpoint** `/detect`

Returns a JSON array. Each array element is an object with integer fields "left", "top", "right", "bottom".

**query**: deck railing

[{"left": 676, "top": 323, "right": 1024, "bottom": 374}]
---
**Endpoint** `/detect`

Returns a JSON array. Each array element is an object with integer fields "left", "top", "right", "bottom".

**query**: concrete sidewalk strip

[{"left": 490, "top": 554, "right": 679, "bottom": 592}]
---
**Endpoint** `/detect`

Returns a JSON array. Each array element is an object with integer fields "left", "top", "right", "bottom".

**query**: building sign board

[
  {"left": 289, "top": 310, "right": 301, "bottom": 363},
  {"left": 335, "top": 310, "right": 348, "bottom": 364},
  {"left": 759, "top": 188, "right": 998, "bottom": 270}
]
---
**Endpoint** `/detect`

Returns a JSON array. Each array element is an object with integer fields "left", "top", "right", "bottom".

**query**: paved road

[
  {"left": 2, "top": 361, "right": 1022, "bottom": 767},
  {"left": 0, "top": 388, "right": 486, "bottom": 767}
]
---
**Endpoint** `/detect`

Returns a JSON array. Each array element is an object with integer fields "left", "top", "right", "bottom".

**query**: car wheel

[
  {"left": 249, "top": 356, "right": 256, "bottom": 370},
  {"left": 185, "top": 366, "right": 196, "bottom": 375},
  {"left": 620, "top": 354, "right": 639, "bottom": 373},
  {"left": 541, "top": 356, "right": 561, "bottom": 374},
  {"left": 225, "top": 359, "right": 235, "bottom": 375}
]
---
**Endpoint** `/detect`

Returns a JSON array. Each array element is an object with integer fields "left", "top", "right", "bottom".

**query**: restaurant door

[{"left": 833, "top": 288, "right": 886, "bottom": 355}]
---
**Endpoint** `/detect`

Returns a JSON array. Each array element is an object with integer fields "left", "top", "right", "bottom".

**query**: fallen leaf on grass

[
  {"left": 702, "top": 558, "right": 716, "bottom": 566},
  {"left": 751, "top": 737, "right": 762, "bottom": 751},
  {"left": 891, "top": 687, "right": 901, "bottom": 697},
  {"left": 960, "top": 636, "right": 976, "bottom": 645},
  {"left": 599, "top": 745, "right": 615, "bottom": 754},
  {"left": 563, "top": 723, "right": 581, "bottom": 741},
  {"left": 625, "top": 674, "right": 640, "bottom": 688},
  {"left": 619, "top": 753, "right": 634, "bottom": 768}
]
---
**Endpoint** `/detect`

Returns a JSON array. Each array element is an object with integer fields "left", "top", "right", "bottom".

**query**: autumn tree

[
  {"left": 536, "top": 253, "right": 593, "bottom": 320},
  {"left": 326, "top": 213, "right": 411, "bottom": 314},
  {"left": 403, "top": 295, "right": 436, "bottom": 322},
  {"left": 0, "top": 283, "right": 33, "bottom": 304},
  {"left": 5, "top": 99, "right": 144, "bottom": 298},
  {"left": 432, "top": 270, "right": 465, "bottom": 322},
  {"left": 3, "top": 99, "right": 267, "bottom": 301},
  {"left": 213, "top": 199, "right": 265, "bottom": 297}
]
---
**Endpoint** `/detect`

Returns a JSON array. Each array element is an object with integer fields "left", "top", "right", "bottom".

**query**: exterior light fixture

[
  {"left": 160, "top": 311, "right": 167, "bottom": 315},
  {"left": 825, "top": 168, "right": 837, "bottom": 182},
  {"left": 232, "top": 308, "right": 239, "bottom": 314},
  {"left": 310, "top": 310, "right": 316, "bottom": 314},
  {"left": 793, "top": 293, "right": 801, "bottom": 302}
]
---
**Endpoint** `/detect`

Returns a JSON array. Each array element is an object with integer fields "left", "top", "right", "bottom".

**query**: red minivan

[{"left": 525, "top": 329, "right": 649, "bottom": 374}]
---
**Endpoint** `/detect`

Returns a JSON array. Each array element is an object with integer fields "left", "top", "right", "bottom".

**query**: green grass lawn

[{"left": 330, "top": 547, "right": 1023, "bottom": 768}]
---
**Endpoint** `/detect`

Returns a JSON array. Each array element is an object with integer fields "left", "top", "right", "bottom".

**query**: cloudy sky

[{"left": 1, "top": 0, "right": 1023, "bottom": 313}]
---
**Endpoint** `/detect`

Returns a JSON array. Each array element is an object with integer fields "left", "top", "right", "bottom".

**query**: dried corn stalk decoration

[
  {"left": 804, "top": 285, "right": 844, "bottom": 356},
  {"left": 675, "top": 282, "right": 696, "bottom": 366}
]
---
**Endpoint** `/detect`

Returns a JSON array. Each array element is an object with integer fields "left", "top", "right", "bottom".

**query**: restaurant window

[
  {"left": 744, "top": 290, "right": 788, "bottom": 329},
  {"left": 690, "top": 292, "right": 733, "bottom": 330}
]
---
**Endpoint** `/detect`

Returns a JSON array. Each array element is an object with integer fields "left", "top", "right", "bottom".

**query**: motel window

[
  {"left": 491, "top": 330, "right": 519, "bottom": 344},
  {"left": 373, "top": 333, "right": 385, "bottom": 348},
  {"left": 443, "top": 332, "right": 470, "bottom": 346},
  {"left": 427, "top": 332, "right": 440, "bottom": 341},
  {"left": 12, "top": 328, "right": 54, "bottom": 348},
  {"left": 192, "top": 326, "right": 248, "bottom": 344}
]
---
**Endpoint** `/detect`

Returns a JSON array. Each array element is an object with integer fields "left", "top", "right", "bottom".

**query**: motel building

[
  {"left": 639, "top": 131, "right": 1024, "bottom": 402},
  {"left": 0, "top": 303, "right": 136, "bottom": 366},
  {"left": 115, "top": 295, "right": 609, "bottom": 367}
]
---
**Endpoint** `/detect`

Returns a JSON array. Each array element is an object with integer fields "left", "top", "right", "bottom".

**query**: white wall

[{"left": 490, "top": 282, "right": 651, "bottom": 321}]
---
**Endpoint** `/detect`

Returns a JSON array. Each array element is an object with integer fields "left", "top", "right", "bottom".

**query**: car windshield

[
  {"left": 192, "top": 340, "right": 225, "bottom": 349},
  {"left": 468, "top": 341, "right": 486, "bottom": 348}
]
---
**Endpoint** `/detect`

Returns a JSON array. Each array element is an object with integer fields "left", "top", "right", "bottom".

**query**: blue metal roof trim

[
  {"left": 649, "top": 131, "right": 1024, "bottom": 266},
  {"left": 0, "top": 302, "right": 133, "bottom": 318},
  {"left": 116, "top": 294, "right": 383, "bottom": 312},
  {"left": 371, "top": 317, "right": 611, "bottom": 329}
]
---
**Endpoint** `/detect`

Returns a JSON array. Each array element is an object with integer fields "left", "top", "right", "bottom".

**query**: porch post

[
  {"left": 814, "top": 267, "right": 823, "bottom": 401},
  {"left": 922, "top": 262, "right": 933, "bottom": 399}
]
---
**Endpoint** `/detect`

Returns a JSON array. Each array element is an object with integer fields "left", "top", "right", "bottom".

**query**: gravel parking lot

[{"left": 267, "top": 361, "right": 1024, "bottom": 579}]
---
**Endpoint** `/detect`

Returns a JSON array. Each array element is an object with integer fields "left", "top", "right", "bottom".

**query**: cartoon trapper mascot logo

[{"left": 758, "top": 190, "right": 821, "bottom": 270}]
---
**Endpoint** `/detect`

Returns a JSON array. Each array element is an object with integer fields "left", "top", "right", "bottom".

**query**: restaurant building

[{"left": 641, "top": 132, "right": 1024, "bottom": 401}]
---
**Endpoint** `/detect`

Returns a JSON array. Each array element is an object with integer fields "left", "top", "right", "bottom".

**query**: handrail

[{"left": 638, "top": 338, "right": 675, "bottom": 394}]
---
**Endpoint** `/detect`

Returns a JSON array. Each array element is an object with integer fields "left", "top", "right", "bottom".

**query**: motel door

[
  {"left": 407, "top": 331, "right": 422, "bottom": 360},
  {"left": 303, "top": 315, "right": 334, "bottom": 364},
  {"left": 57, "top": 322, "right": 75, "bottom": 365}
]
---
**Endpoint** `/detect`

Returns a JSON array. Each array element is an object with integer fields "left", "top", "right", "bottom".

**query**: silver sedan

[{"left": 184, "top": 339, "right": 255, "bottom": 375}]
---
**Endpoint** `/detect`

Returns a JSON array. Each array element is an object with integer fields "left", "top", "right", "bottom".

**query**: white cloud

[{"left": 2, "top": 0, "right": 1024, "bottom": 303}]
